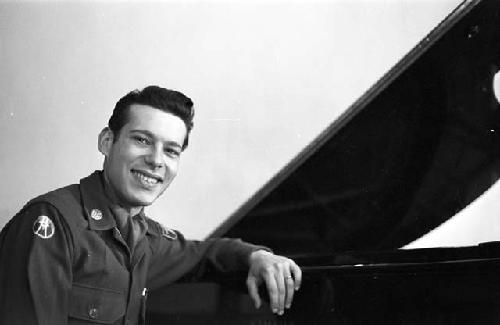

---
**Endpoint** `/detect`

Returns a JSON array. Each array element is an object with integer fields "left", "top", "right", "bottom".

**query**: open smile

[{"left": 131, "top": 169, "right": 164, "bottom": 187}]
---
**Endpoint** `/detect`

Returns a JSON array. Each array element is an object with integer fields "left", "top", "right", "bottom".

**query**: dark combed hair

[{"left": 108, "top": 85, "right": 195, "bottom": 149}]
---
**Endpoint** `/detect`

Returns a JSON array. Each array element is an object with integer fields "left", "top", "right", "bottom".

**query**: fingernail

[
  {"left": 286, "top": 304, "right": 291, "bottom": 309},
  {"left": 279, "top": 311, "right": 284, "bottom": 315},
  {"left": 273, "top": 308, "right": 278, "bottom": 314}
]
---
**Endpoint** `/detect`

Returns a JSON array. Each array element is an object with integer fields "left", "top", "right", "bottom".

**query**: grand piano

[{"left": 147, "top": 0, "right": 500, "bottom": 323}]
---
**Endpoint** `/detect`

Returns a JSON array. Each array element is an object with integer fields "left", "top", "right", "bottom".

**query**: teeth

[{"left": 134, "top": 171, "right": 159, "bottom": 185}]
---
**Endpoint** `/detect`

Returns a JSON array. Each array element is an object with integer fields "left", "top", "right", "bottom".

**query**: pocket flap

[{"left": 69, "top": 283, "right": 126, "bottom": 324}]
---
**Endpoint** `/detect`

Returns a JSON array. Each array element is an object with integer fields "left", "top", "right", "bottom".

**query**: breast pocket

[{"left": 69, "top": 283, "right": 126, "bottom": 324}]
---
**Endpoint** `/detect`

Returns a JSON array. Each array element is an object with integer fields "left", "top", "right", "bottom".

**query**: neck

[{"left": 101, "top": 171, "right": 143, "bottom": 217}]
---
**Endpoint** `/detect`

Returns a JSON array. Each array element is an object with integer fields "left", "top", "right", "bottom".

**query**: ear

[{"left": 98, "top": 127, "right": 115, "bottom": 156}]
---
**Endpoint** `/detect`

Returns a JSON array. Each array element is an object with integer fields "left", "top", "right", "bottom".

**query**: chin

[
  {"left": 126, "top": 193, "right": 157, "bottom": 207},
  {"left": 125, "top": 186, "right": 165, "bottom": 207},
  {"left": 135, "top": 197, "right": 156, "bottom": 207}
]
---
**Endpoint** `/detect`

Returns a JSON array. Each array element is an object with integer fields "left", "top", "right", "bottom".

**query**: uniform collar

[
  {"left": 80, "top": 170, "right": 117, "bottom": 231},
  {"left": 144, "top": 215, "right": 178, "bottom": 239},
  {"left": 145, "top": 217, "right": 160, "bottom": 237},
  {"left": 80, "top": 170, "right": 149, "bottom": 232}
]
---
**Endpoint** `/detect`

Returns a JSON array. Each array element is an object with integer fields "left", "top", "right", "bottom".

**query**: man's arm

[
  {"left": 146, "top": 227, "right": 301, "bottom": 315},
  {"left": 0, "top": 202, "right": 73, "bottom": 325},
  {"left": 146, "top": 231, "right": 268, "bottom": 288},
  {"left": 193, "top": 236, "right": 304, "bottom": 314},
  {"left": 247, "top": 250, "right": 302, "bottom": 315}
]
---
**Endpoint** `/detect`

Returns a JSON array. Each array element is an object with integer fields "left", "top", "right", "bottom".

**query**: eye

[
  {"left": 164, "top": 147, "right": 181, "bottom": 157},
  {"left": 133, "top": 135, "right": 151, "bottom": 146}
]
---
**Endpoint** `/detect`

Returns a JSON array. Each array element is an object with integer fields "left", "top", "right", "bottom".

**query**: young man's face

[{"left": 99, "top": 104, "right": 187, "bottom": 209}]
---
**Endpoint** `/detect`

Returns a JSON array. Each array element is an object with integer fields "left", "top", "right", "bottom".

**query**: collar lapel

[{"left": 80, "top": 170, "right": 117, "bottom": 231}]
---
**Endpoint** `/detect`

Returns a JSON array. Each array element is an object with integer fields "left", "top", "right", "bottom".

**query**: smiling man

[{"left": 0, "top": 86, "right": 301, "bottom": 325}]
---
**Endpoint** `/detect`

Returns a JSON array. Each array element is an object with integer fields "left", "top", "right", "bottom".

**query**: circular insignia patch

[
  {"left": 33, "top": 215, "right": 55, "bottom": 239},
  {"left": 161, "top": 227, "right": 178, "bottom": 240},
  {"left": 90, "top": 209, "right": 103, "bottom": 221}
]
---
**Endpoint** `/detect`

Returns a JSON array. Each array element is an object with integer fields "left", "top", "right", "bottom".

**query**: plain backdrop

[{"left": 2, "top": 0, "right": 498, "bottom": 247}]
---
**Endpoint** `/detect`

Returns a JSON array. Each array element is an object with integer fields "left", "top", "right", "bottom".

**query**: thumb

[{"left": 246, "top": 275, "right": 261, "bottom": 309}]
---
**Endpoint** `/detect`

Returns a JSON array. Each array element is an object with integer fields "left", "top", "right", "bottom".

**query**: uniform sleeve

[
  {"left": 146, "top": 231, "right": 270, "bottom": 290},
  {"left": 0, "top": 202, "right": 73, "bottom": 325}
]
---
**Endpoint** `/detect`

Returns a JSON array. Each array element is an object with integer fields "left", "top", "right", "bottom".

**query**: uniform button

[{"left": 89, "top": 307, "right": 99, "bottom": 319}]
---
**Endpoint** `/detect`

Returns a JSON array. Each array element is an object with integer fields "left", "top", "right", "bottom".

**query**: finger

[
  {"left": 275, "top": 269, "right": 286, "bottom": 315},
  {"left": 284, "top": 273, "right": 295, "bottom": 309},
  {"left": 246, "top": 276, "right": 261, "bottom": 309},
  {"left": 263, "top": 271, "right": 280, "bottom": 314},
  {"left": 290, "top": 261, "right": 302, "bottom": 291}
]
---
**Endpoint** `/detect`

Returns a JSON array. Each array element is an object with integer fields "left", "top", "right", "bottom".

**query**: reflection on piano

[{"left": 147, "top": 0, "right": 500, "bottom": 323}]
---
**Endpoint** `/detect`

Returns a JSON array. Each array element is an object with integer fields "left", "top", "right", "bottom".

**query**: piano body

[{"left": 147, "top": 0, "right": 500, "bottom": 323}]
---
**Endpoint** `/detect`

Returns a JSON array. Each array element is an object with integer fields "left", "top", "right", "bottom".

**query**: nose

[{"left": 145, "top": 145, "right": 163, "bottom": 169}]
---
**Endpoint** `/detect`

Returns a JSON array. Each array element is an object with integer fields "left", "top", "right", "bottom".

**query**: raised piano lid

[{"left": 209, "top": 0, "right": 500, "bottom": 255}]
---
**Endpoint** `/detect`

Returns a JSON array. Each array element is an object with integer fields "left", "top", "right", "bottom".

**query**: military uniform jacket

[{"left": 0, "top": 171, "right": 265, "bottom": 325}]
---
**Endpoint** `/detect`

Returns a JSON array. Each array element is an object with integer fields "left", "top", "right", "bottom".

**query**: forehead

[{"left": 123, "top": 104, "right": 187, "bottom": 145}]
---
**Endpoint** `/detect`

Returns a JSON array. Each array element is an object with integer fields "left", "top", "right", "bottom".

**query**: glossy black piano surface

[
  {"left": 147, "top": 0, "right": 500, "bottom": 323},
  {"left": 148, "top": 246, "right": 500, "bottom": 324}
]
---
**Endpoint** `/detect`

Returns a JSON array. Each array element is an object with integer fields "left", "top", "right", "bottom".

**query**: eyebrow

[{"left": 129, "top": 129, "right": 183, "bottom": 149}]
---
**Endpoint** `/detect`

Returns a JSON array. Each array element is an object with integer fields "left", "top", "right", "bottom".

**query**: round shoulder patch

[{"left": 33, "top": 215, "right": 55, "bottom": 239}]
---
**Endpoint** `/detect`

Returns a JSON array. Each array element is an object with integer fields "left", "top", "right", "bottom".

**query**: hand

[{"left": 246, "top": 250, "right": 302, "bottom": 315}]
